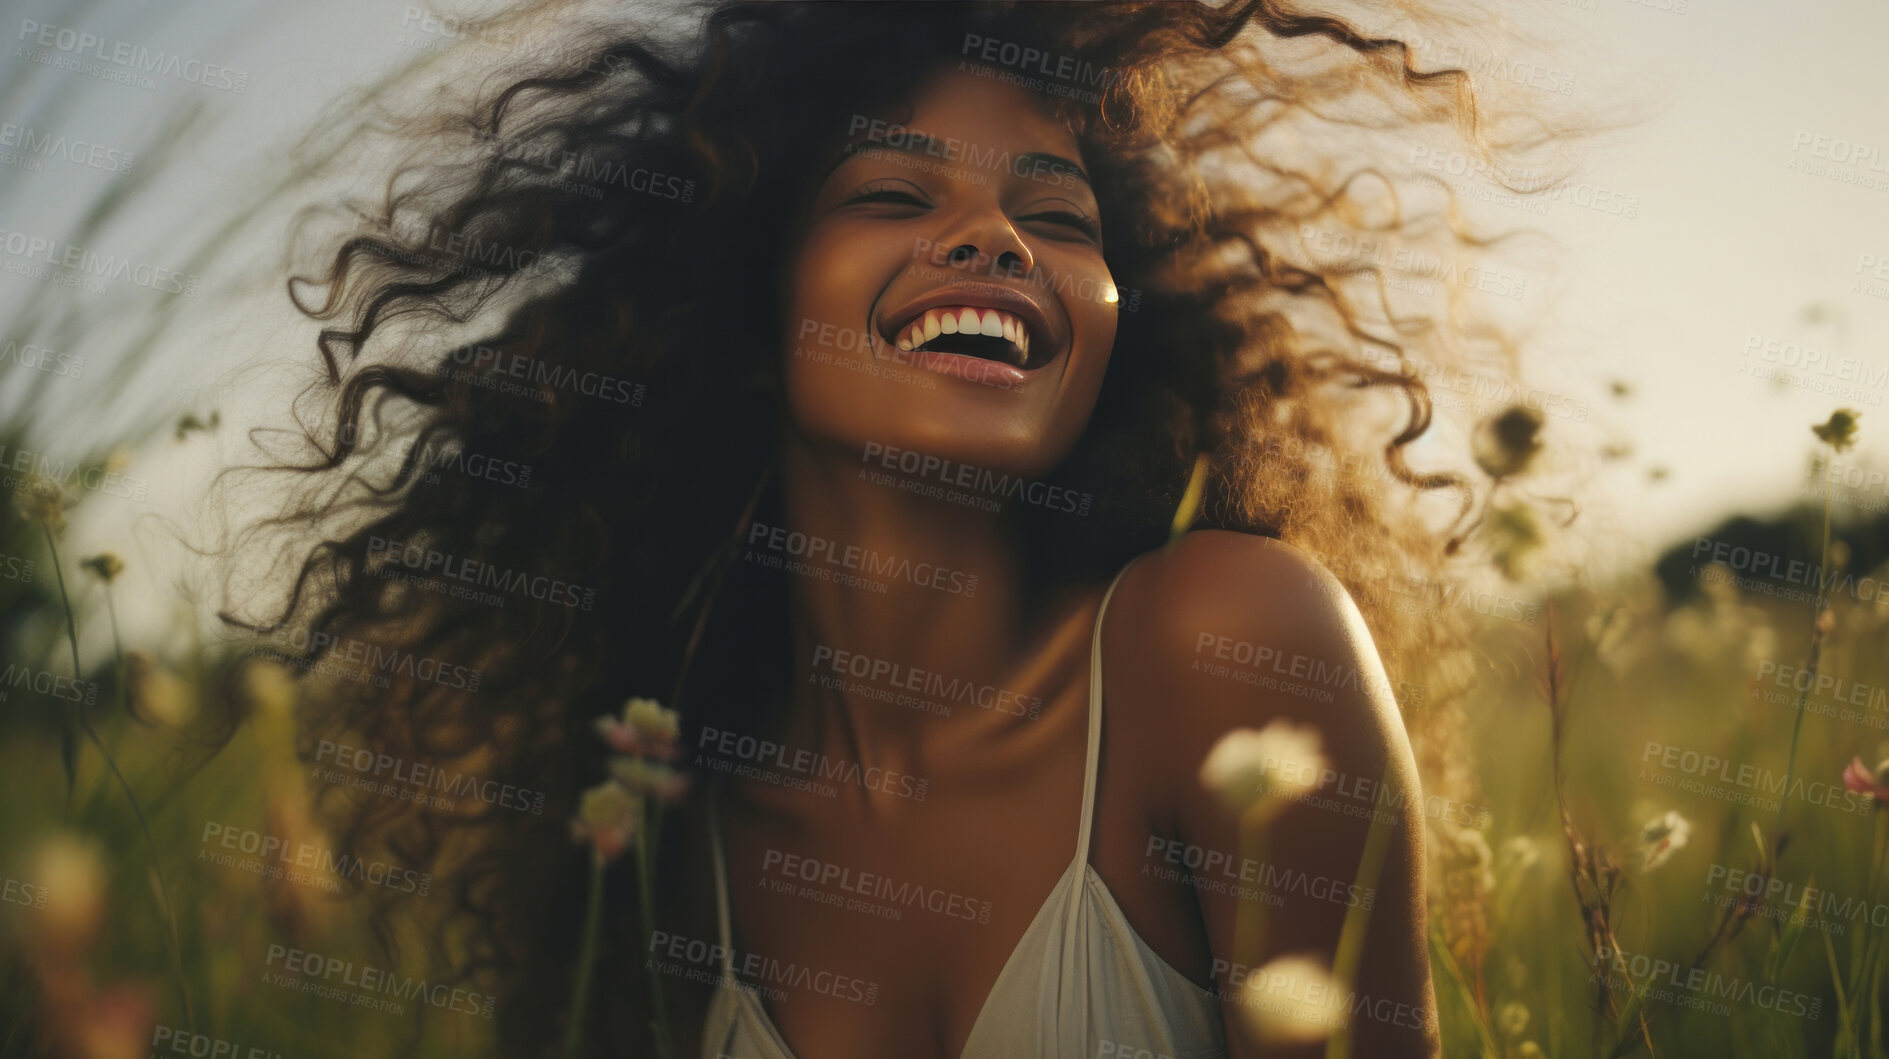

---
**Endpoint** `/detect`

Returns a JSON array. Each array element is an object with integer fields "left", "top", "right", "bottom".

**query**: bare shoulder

[
  {"left": 1106, "top": 532, "right": 1438, "bottom": 1057},
  {"left": 1110, "top": 529, "right": 1386, "bottom": 700},
  {"left": 1104, "top": 529, "right": 1412, "bottom": 816}
]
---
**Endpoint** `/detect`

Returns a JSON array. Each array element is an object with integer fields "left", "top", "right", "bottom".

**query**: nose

[{"left": 930, "top": 205, "right": 1035, "bottom": 280}]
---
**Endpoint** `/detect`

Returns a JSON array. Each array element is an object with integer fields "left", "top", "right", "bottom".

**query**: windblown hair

[{"left": 227, "top": 0, "right": 1561, "bottom": 1052}]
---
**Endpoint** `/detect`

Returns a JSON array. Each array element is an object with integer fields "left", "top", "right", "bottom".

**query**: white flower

[
  {"left": 1497, "top": 1001, "right": 1530, "bottom": 1038},
  {"left": 624, "top": 697, "right": 679, "bottom": 741},
  {"left": 1198, "top": 721, "right": 1330, "bottom": 816},
  {"left": 1640, "top": 810, "right": 1691, "bottom": 872},
  {"left": 609, "top": 757, "right": 691, "bottom": 803},
  {"left": 33, "top": 832, "right": 106, "bottom": 952},
  {"left": 243, "top": 660, "right": 298, "bottom": 718},
  {"left": 1500, "top": 836, "right": 1541, "bottom": 875},
  {"left": 595, "top": 696, "right": 681, "bottom": 760},
  {"left": 1237, "top": 953, "right": 1346, "bottom": 1047},
  {"left": 570, "top": 782, "right": 643, "bottom": 864},
  {"left": 126, "top": 652, "right": 195, "bottom": 729}
]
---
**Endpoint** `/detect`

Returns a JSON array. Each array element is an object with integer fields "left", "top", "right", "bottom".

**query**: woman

[{"left": 254, "top": 1, "right": 1517, "bottom": 1055}]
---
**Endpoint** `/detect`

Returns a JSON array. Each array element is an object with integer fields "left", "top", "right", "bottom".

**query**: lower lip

[{"left": 889, "top": 348, "right": 1039, "bottom": 389}]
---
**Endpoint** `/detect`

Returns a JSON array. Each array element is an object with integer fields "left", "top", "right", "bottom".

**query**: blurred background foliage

[{"left": 4, "top": 412, "right": 1889, "bottom": 1057}]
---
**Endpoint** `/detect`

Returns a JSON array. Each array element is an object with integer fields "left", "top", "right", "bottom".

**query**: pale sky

[{"left": 2, "top": 0, "right": 1886, "bottom": 635}]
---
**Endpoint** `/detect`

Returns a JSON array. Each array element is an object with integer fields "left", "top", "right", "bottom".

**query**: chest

[
  {"left": 709, "top": 721, "right": 1084, "bottom": 1050},
  {"left": 682, "top": 754, "right": 1211, "bottom": 1056}
]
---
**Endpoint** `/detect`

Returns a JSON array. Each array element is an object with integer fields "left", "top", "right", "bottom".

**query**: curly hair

[{"left": 221, "top": 0, "right": 1562, "bottom": 1051}]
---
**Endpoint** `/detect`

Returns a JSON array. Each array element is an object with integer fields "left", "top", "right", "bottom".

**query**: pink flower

[
  {"left": 574, "top": 696, "right": 687, "bottom": 865},
  {"left": 610, "top": 758, "right": 692, "bottom": 804},
  {"left": 1843, "top": 757, "right": 1889, "bottom": 802}
]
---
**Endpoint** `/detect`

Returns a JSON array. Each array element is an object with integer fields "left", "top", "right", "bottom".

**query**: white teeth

[{"left": 892, "top": 305, "right": 1036, "bottom": 362}]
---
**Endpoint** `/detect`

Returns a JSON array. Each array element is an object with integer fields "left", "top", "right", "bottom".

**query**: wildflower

[
  {"left": 1497, "top": 1001, "right": 1530, "bottom": 1038},
  {"left": 1198, "top": 721, "right": 1329, "bottom": 817},
  {"left": 72, "top": 983, "right": 154, "bottom": 1059},
  {"left": 11, "top": 475, "right": 68, "bottom": 531},
  {"left": 1432, "top": 821, "right": 1494, "bottom": 970},
  {"left": 124, "top": 652, "right": 193, "bottom": 728},
  {"left": 79, "top": 553, "right": 124, "bottom": 583},
  {"left": 31, "top": 832, "right": 106, "bottom": 955},
  {"left": 1237, "top": 953, "right": 1345, "bottom": 1046},
  {"left": 243, "top": 660, "right": 298, "bottom": 718},
  {"left": 1482, "top": 500, "right": 1546, "bottom": 581},
  {"left": 1841, "top": 757, "right": 1889, "bottom": 803},
  {"left": 173, "top": 410, "right": 220, "bottom": 441},
  {"left": 1502, "top": 954, "right": 1531, "bottom": 991},
  {"left": 1639, "top": 810, "right": 1692, "bottom": 871},
  {"left": 1584, "top": 605, "right": 1636, "bottom": 675},
  {"left": 1472, "top": 405, "right": 1544, "bottom": 479},
  {"left": 609, "top": 757, "right": 691, "bottom": 803},
  {"left": 1813, "top": 408, "right": 1861, "bottom": 453},
  {"left": 570, "top": 781, "right": 643, "bottom": 865},
  {"left": 242, "top": 661, "right": 300, "bottom": 769},
  {"left": 261, "top": 775, "right": 333, "bottom": 943},
  {"left": 1499, "top": 836, "right": 1542, "bottom": 875},
  {"left": 595, "top": 696, "right": 681, "bottom": 760}
]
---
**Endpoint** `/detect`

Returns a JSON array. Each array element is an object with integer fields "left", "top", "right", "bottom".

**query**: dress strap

[
  {"left": 1074, "top": 560, "right": 1138, "bottom": 866},
  {"left": 705, "top": 781, "right": 737, "bottom": 977}
]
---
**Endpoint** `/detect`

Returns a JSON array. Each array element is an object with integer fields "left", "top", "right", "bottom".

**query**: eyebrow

[{"left": 822, "top": 133, "right": 1092, "bottom": 189}]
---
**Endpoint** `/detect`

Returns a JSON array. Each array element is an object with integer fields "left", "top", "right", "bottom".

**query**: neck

[{"left": 768, "top": 430, "right": 1095, "bottom": 777}]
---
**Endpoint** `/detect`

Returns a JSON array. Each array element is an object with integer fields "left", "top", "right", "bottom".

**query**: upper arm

[{"left": 1116, "top": 530, "right": 1440, "bottom": 1058}]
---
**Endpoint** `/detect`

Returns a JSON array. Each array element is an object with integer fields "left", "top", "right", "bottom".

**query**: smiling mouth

[{"left": 890, "top": 306, "right": 1040, "bottom": 369}]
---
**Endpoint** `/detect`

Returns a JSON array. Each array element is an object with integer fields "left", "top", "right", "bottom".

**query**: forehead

[{"left": 851, "top": 64, "right": 1082, "bottom": 160}]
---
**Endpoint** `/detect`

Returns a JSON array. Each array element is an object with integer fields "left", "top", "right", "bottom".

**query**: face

[{"left": 780, "top": 65, "right": 1120, "bottom": 479}]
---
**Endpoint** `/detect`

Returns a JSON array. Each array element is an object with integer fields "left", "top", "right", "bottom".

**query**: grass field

[{"left": 3, "top": 422, "right": 1886, "bottom": 1059}]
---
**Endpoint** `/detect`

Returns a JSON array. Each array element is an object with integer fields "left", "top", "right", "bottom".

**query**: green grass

[{"left": 5, "top": 470, "right": 1888, "bottom": 1058}]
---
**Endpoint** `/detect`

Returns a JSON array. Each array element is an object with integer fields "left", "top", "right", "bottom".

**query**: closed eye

[
  {"left": 841, "top": 182, "right": 928, "bottom": 208},
  {"left": 1020, "top": 210, "right": 1100, "bottom": 240},
  {"left": 840, "top": 181, "right": 1101, "bottom": 242}
]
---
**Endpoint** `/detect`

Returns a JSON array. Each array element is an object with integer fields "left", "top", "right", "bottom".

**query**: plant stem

[
  {"left": 1773, "top": 471, "right": 1836, "bottom": 845},
  {"left": 1233, "top": 806, "right": 1270, "bottom": 966},
  {"left": 44, "top": 529, "right": 82, "bottom": 802},
  {"left": 101, "top": 584, "right": 126, "bottom": 672},
  {"left": 1326, "top": 802, "right": 1396, "bottom": 1059},
  {"left": 43, "top": 528, "right": 195, "bottom": 1032},
  {"left": 1857, "top": 810, "right": 1889, "bottom": 1059},
  {"left": 639, "top": 805, "right": 674, "bottom": 1058},
  {"left": 1169, "top": 452, "right": 1210, "bottom": 542},
  {"left": 562, "top": 854, "right": 606, "bottom": 1059}
]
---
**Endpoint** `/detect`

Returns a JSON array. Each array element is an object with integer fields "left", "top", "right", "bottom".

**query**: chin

[{"left": 781, "top": 358, "right": 1099, "bottom": 482}]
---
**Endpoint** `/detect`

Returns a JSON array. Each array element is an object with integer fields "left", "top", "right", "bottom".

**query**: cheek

[
  {"left": 777, "top": 227, "right": 899, "bottom": 443},
  {"left": 786, "top": 222, "right": 908, "bottom": 337},
  {"left": 1062, "top": 269, "right": 1122, "bottom": 398},
  {"left": 1052, "top": 317, "right": 1116, "bottom": 446}
]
